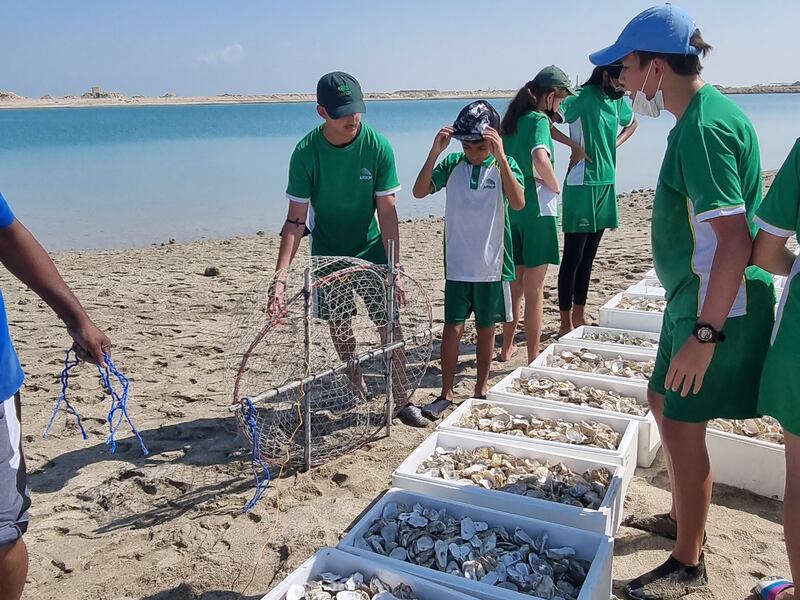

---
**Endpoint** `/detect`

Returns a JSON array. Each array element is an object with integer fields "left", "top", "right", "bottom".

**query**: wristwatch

[{"left": 693, "top": 322, "right": 726, "bottom": 344}]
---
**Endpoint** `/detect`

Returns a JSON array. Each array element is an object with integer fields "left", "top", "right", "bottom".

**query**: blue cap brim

[{"left": 589, "top": 42, "right": 632, "bottom": 66}]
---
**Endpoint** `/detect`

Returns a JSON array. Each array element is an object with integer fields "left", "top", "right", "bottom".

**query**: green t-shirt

[
  {"left": 652, "top": 84, "right": 767, "bottom": 319},
  {"left": 286, "top": 123, "right": 401, "bottom": 263},
  {"left": 756, "top": 139, "right": 800, "bottom": 239},
  {"left": 431, "top": 153, "right": 523, "bottom": 282},
  {"left": 560, "top": 85, "right": 634, "bottom": 186},
  {"left": 755, "top": 138, "right": 800, "bottom": 343},
  {"left": 503, "top": 110, "right": 556, "bottom": 222}
]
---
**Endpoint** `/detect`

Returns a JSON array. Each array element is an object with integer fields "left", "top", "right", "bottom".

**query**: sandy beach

[
  {"left": 1, "top": 84, "right": 799, "bottom": 111},
  {"left": 3, "top": 176, "right": 790, "bottom": 600}
]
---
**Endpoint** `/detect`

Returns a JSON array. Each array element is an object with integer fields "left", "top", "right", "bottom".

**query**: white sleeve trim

[
  {"left": 754, "top": 215, "right": 795, "bottom": 238},
  {"left": 530, "top": 144, "right": 551, "bottom": 157},
  {"left": 286, "top": 194, "right": 310, "bottom": 204},
  {"left": 694, "top": 204, "right": 746, "bottom": 222},
  {"left": 375, "top": 185, "right": 402, "bottom": 197}
]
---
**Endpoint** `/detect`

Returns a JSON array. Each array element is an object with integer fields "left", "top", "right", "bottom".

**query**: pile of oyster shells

[
  {"left": 455, "top": 403, "right": 621, "bottom": 450},
  {"left": 285, "top": 572, "right": 416, "bottom": 600},
  {"left": 544, "top": 348, "right": 654, "bottom": 381},
  {"left": 416, "top": 446, "right": 611, "bottom": 510},
  {"left": 708, "top": 416, "right": 784, "bottom": 445},
  {"left": 617, "top": 295, "right": 666, "bottom": 312},
  {"left": 510, "top": 376, "right": 648, "bottom": 417},
  {"left": 355, "top": 501, "right": 590, "bottom": 598},
  {"left": 580, "top": 330, "right": 657, "bottom": 348}
]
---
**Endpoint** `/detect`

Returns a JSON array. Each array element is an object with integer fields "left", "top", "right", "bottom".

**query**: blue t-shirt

[{"left": 0, "top": 193, "right": 24, "bottom": 399}]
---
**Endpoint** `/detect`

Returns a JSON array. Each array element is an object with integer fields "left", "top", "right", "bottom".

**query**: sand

[
  {"left": 1, "top": 84, "right": 799, "bottom": 111},
  {"left": 3, "top": 180, "right": 789, "bottom": 600}
]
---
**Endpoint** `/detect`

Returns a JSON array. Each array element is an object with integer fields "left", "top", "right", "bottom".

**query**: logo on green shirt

[
  {"left": 483, "top": 178, "right": 497, "bottom": 189},
  {"left": 338, "top": 84, "right": 352, "bottom": 97},
  {"left": 359, "top": 168, "right": 373, "bottom": 181}
]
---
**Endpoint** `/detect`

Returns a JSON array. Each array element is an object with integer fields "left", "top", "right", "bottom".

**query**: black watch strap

[{"left": 693, "top": 322, "right": 726, "bottom": 343}]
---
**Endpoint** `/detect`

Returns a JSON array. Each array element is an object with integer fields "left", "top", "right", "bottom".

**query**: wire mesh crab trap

[{"left": 227, "top": 248, "right": 435, "bottom": 471}]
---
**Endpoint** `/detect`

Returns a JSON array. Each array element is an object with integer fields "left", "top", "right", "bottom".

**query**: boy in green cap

[
  {"left": 412, "top": 100, "right": 524, "bottom": 416},
  {"left": 268, "top": 71, "right": 428, "bottom": 428},
  {"left": 591, "top": 5, "right": 775, "bottom": 599}
]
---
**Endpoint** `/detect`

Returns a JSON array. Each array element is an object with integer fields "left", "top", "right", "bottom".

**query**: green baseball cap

[
  {"left": 532, "top": 65, "right": 576, "bottom": 95},
  {"left": 316, "top": 71, "right": 366, "bottom": 119}
]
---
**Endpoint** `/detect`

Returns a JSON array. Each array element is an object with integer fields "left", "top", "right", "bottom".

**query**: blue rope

[
  {"left": 98, "top": 353, "right": 149, "bottom": 456},
  {"left": 44, "top": 349, "right": 148, "bottom": 456},
  {"left": 242, "top": 397, "right": 270, "bottom": 512},
  {"left": 44, "top": 348, "right": 87, "bottom": 440}
]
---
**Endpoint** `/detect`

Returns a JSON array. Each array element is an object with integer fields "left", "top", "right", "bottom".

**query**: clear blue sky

[{"left": 1, "top": 0, "right": 797, "bottom": 98}]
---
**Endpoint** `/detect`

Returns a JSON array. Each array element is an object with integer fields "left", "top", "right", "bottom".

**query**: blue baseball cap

[{"left": 589, "top": 4, "right": 699, "bottom": 66}]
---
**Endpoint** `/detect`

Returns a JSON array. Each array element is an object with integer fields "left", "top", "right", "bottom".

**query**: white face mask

[{"left": 632, "top": 62, "right": 665, "bottom": 118}]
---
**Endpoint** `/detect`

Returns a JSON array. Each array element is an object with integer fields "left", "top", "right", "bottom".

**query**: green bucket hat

[
  {"left": 532, "top": 65, "right": 576, "bottom": 95},
  {"left": 316, "top": 71, "right": 367, "bottom": 119}
]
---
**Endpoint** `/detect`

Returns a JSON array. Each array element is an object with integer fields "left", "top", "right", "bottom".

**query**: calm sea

[{"left": 0, "top": 94, "right": 798, "bottom": 251}]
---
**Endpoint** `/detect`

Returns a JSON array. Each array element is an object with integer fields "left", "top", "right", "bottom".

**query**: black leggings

[{"left": 558, "top": 230, "right": 605, "bottom": 311}]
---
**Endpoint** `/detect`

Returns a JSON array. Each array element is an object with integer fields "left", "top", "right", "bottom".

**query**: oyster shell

[
  {"left": 708, "top": 416, "right": 784, "bottom": 445},
  {"left": 617, "top": 295, "right": 666, "bottom": 312},
  {"left": 455, "top": 403, "right": 621, "bottom": 450},
  {"left": 416, "top": 446, "right": 612, "bottom": 510},
  {"left": 544, "top": 348, "right": 654, "bottom": 381},
  {"left": 285, "top": 572, "right": 417, "bottom": 599},
  {"left": 509, "top": 376, "right": 647, "bottom": 416},
  {"left": 580, "top": 330, "right": 657, "bottom": 348},
  {"left": 360, "top": 501, "right": 590, "bottom": 597}
]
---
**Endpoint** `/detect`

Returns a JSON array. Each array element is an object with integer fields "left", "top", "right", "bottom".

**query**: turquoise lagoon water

[{"left": 0, "top": 94, "right": 798, "bottom": 251}]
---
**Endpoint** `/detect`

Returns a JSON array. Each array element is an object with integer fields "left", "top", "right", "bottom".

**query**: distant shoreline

[{"left": 1, "top": 84, "right": 799, "bottom": 111}]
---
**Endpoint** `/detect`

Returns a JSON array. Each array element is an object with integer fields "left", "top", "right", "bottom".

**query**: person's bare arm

[
  {"left": 268, "top": 201, "right": 309, "bottom": 315},
  {"left": 413, "top": 126, "right": 453, "bottom": 198},
  {"left": 533, "top": 149, "right": 560, "bottom": 194},
  {"left": 551, "top": 125, "right": 593, "bottom": 168},
  {"left": 616, "top": 118, "right": 638, "bottom": 147},
  {"left": 0, "top": 220, "right": 110, "bottom": 365},
  {"left": 376, "top": 194, "right": 400, "bottom": 264},
  {"left": 482, "top": 127, "right": 524, "bottom": 210},
  {"left": 666, "top": 214, "right": 753, "bottom": 396},
  {"left": 752, "top": 229, "right": 795, "bottom": 276}
]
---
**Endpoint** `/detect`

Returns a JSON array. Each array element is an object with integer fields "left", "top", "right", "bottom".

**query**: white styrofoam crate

[
  {"left": 339, "top": 488, "right": 614, "bottom": 600},
  {"left": 599, "top": 292, "right": 665, "bottom": 333},
  {"left": 559, "top": 325, "right": 659, "bottom": 355},
  {"left": 437, "top": 397, "right": 638, "bottom": 491},
  {"left": 489, "top": 366, "right": 661, "bottom": 468},
  {"left": 625, "top": 278, "right": 666, "bottom": 297},
  {"left": 643, "top": 267, "right": 658, "bottom": 279},
  {"left": 529, "top": 342, "right": 653, "bottom": 388},
  {"left": 392, "top": 429, "right": 625, "bottom": 536},
  {"left": 261, "top": 546, "right": 477, "bottom": 600},
  {"left": 706, "top": 429, "right": 785, "bottom": 500}
]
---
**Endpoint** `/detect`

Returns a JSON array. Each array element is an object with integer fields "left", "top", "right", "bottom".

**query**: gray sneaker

[{"left": 397, "top": 404, "right": 429, "bottom": 428}]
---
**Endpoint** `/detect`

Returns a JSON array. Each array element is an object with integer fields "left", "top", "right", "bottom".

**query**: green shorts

[
  {"left": 562, "top": 183, "right": 618, "bottom": 233},
  {"left": 444, "top": 280, "right": 512, "bottom": 329},
  {"left": 649, "top": 275, "right": 775, "bottom": 422},
  {"left": 510, "top": 216, "right": 560, "bottom": 268},
  {"left": 313, "top": 262, "right": 388, "bottom": 325},
  {"left": 759, "top": 274, "right": 800, "bottom": 435}
]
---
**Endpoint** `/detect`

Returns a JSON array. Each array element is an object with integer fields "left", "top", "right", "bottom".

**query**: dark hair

[
  {"left": 636, "top": 29, "right": 712, "bottom": 76},
  {"left": 582, "top": 64, "right": 623, "bottom": 88},
  {"left": 500, "top": 81, "right": 570, "bottom": 135}
]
